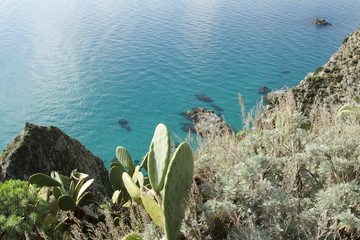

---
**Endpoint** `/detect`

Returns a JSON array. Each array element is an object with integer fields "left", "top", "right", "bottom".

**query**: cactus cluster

[
  {"left": 110, "top": 123, "right": 194, "bottom": 240},
  {"left": 29, "top": 170, "right": 94, "bottom": 211}
]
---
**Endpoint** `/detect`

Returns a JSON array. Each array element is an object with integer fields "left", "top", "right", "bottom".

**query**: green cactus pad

[
  {"left": 148, "top": 123, "right": 171, "bottom": 193},
  {"left": 138, "top": 172, "right": 145, "bottom": 188},
  {"left": 163, "top": 142, "right": 194, "bottom": 240},
  {"left": 109, "top": 166, "right": 125, "bottom": 191},
  {"left": 29, "top": 173, "right": 62, "bottom": 187},
  {"left": 140, "top": 152, "right": 149, "bottom": 171},
  {"left": 132, "top": 166, "right": 141, "bottom": 183},
  {"left": 112, "top": 190, "right": 122, "bottom": 205},
  {"left": 77, "top": 192, "right": 93, "bottom": 207},
  {"left": 73, "top": 178, "right": 85, "bottom": 199},
  {"left": 77, "top": 178, "right": 94, "bottom": 200},
  {"left": 122, "top": 172, "right": 140, "bottom": 203},
  {"left": 116, "top": 146, "right": 135, "bottom": 172},
  {"left": 110, "top": 161, "right": 126, "bottom": 172},
  {"left": 70, "top": 170, "right": 89, "bottom": 181},
  {"left": 123, "top": 233, "right": 143, "bottom": 240},
  {"left": 140, "top": 188, "right": 164, "bottom": 230},
  {"left": 58, "top": 194, "right": 76, "bottom": 211},
  {"left": 53, "top": 186, "right": 62, "bottom": 199}
]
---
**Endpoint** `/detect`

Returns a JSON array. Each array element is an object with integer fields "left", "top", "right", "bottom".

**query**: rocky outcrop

[
  {"left": 185, "top": 108, "right": 234, "bottom": 137},
  {"left": 256, "top": 27, "right": 360, "bottom": 129},
  {"left": 0, "top": 123, "right": 112, "bottom": 200},
  {"left": 313, "top": 18, "right": 332, "bottom": 26}
]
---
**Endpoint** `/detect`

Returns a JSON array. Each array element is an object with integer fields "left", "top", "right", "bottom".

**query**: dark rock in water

[
  {"left": 313, "top": 18, "right": 332, "bottom": 26},
  {"left": 185, "top": 108, "right": 233, "bottom": 137},
  {"left": 118, "top": 119, "right": 131, "bottom": 131},
  {"left": 174, "top": 142, "right": 180, "bottom": 148},
  {"left": 280, "top": 70, "right": 291, "bottom": 74},
  {"left": 122, "top": 125, "right": 132, "bottom": 131},
  {"left": 180, "top": 123, "right": 196, "bottom": 133},
  {"left": 179, "top": 112, "right": 195, "bottom": 122},
  {"left": 134, "top": 160, "right": 140, "bottom": 165},
  {"left": 118, "top": 119, "right": 128, "bottom": 126},
  {"left": 195, "top": 94, "right": 213, "bottom": 103},
  {"left": 112, "top": 157, "right": 118, "bottom": 162},
  {"left": 209, "top": 103, "right": 223, "bottom": 112},
  {"left": 258, "top": 86, "right": 271, "bottom": 94},
  {"left": 0, "top": 123, "right": 112, "bottom": 200}
]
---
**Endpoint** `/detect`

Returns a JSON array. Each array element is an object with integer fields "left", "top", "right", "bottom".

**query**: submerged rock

[
  {"left": 185, "top": 108, "right": 233, "bottom": 137},
  {"left": 195, "top": 94, "right": 213, "bottom": 103},
  {"left": 118, "top": 118, "right": 131, "bottom": 131},
  {"left": 313, "top": 18, "right": 332, "bottom": 26},
  {"left": 118, "top": 119, "right": 128, "bottom": 126},
  {"left": 258, "top": 86, "right": 271, "bottom": 94},
  {"left": 280, "top": 70, "right": 291, "bottom": 74},
  {"left": 0, "top": 123, "right": 112, "bottom": 200},
  {"left": 209, "top": 103, "right": 224, "bottom": 112}
]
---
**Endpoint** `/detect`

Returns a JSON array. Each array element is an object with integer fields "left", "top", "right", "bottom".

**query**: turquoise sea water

[{"left": 1, "top": 0, "right": 359, "bottom": 166}]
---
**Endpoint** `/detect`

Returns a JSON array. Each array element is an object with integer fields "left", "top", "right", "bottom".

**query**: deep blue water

[{"left": 1, "top": 0, "right": 359, "bottom": 167}]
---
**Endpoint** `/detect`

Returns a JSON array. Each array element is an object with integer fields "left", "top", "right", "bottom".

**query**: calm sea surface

[{"left": 1, "top": 0, "right": 359, "bottom": 166}]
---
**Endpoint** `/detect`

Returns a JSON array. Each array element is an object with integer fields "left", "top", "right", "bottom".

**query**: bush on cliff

[
  {"left": 0, "top": 180, "right": 52, "bottom": 239},
  {"left": 184, "top": 107, "right": 359, "bottom": 239}
]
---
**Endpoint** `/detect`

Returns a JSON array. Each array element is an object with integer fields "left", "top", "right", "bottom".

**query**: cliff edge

[{"left": 256, "top": 27, "right": 360, "bottom": 129}]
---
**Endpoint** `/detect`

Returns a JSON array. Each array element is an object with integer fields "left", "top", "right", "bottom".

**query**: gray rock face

[
  {"left": 186, "top": 108, "right": 233, "bottom": 137},
  {"left": 0, "top": 123, "right": 112, "bottom": 200}
]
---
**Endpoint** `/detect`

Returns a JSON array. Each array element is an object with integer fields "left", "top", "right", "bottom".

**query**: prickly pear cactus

[
  {"left": 140, "top": 188, "right": 164, "bottom": 230},
  {"left": 148, "top": 123, "right": 171, "bottom": 193},
  {"left": 116, "top": 146, "right": 135, "bottom": 172},
  {"left": 163, "top": 142, "right": 194, "bottom": 240},
  {"left": 122, "top": 172, "right": 140, "bottom": 203},
  {"left": 29, "top": 173, "right": 61, "bottom": 187},
  {"left": 109, "top": 166, "right": 125, "bottom": 191}
]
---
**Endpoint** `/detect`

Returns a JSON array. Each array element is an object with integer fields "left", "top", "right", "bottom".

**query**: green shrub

[
  {"left": 314, "top": 66, "right": 324, "bottom": 75},
  {"left": 186, "top": 111, "right": 360, "bottom": 239},
  {"left": 0, "top": 180, "right": 51, "bottom": 239}
]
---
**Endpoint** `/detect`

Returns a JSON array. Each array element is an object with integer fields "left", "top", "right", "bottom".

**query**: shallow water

[{"left": 0, "top": 0, "right": 359, "bottom": 166}]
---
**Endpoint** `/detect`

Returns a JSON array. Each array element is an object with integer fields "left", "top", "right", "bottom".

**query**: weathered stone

[
  {"left": 0, "top": 123, "right": 112, "bottom": 200},
  {"left": 186, "top": 108, "right": 233, "bottom": 137}
]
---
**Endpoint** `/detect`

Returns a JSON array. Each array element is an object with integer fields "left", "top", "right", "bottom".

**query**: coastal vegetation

[{"left": 0, "top": 102, "right": 359, "bottom": 239}]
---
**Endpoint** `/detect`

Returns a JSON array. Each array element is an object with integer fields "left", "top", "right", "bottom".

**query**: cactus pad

[
  {"left": 163, "top": 142, "right": 194, "bottom": 240},
  {"left": 140, "top": 188, "right": 164, "bottom": 229},
  {"left": 77, "top": 192, "right": 93, "bottom": 207},
  {"left": 122, "top": 172, "right": 140, "bottom": 203},
  {"left": 116, "top": 146, "right": 135, "bottom": 172},
  {"left": 109, "top": 166, "right": 125, "bottom": 191},
  {"left": 58, "top": 194, "right": 76, "bottom": 211},
  {"left": 147, "top": 123, "right": 171, "bottom": 192},
  {"left": 29, "top": 173, "right": 61, "bottom": 187}
]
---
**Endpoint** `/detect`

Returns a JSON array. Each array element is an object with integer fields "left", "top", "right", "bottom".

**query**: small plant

[
  {"left": 314, "top": 66, "right": 324, "bottom": 75},
  {"left": 337, "top": 104, "right": 360, "bottom": 122},
  {"left": 0, "top": 180, "right": 52, "bottom": 239},
  {"left": 306, "top": 74, "right": 324, "bottom": 82},
  {"left": 29, "top": 170, "right": 94, "bottom": 213}
]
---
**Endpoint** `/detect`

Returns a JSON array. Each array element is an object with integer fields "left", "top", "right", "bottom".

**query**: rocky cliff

[
  {"left": 256, "top": 27, "right": 360, "bottom": 128},
  {"left": 0, "top": 123, "right": 112, "bottom": 200}
]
